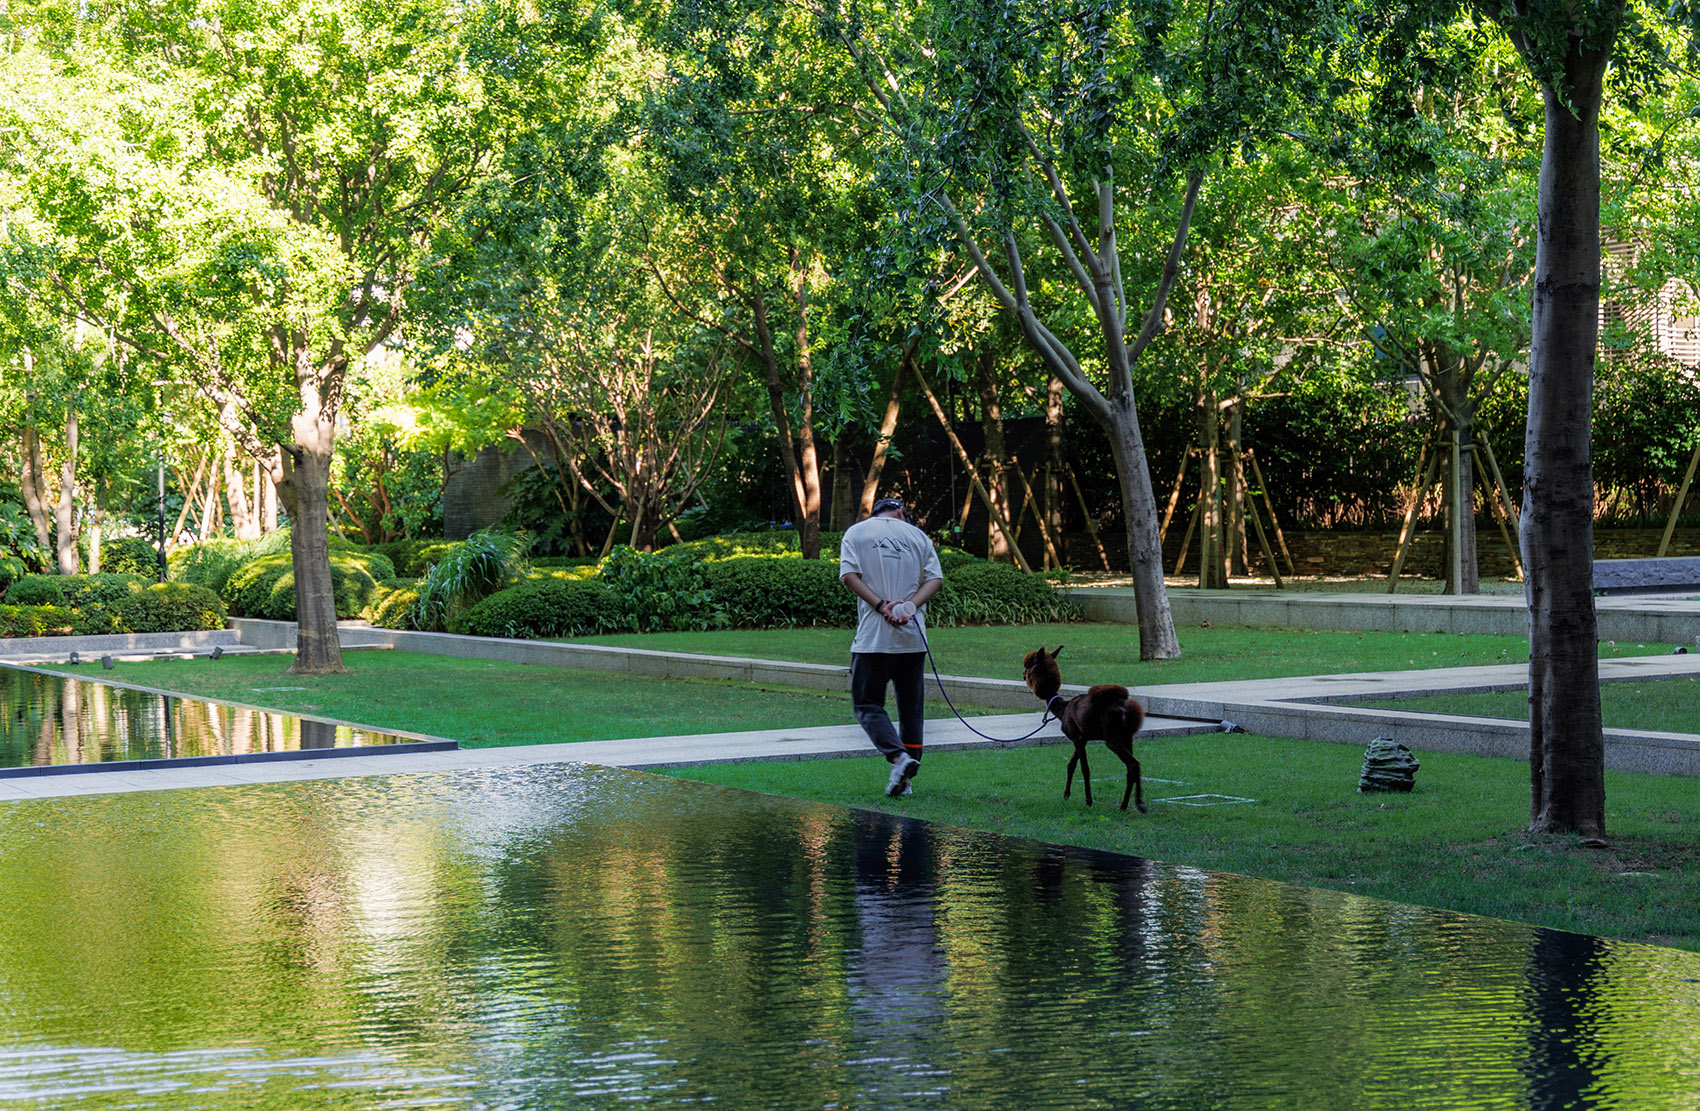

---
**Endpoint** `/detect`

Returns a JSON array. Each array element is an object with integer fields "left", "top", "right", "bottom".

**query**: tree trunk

[
  {"left": 791, "top": 250, "right": 823, "bottom": 560},
  {"left": 276, "top": 399, "right": 346, "bottom": 675},
  {"left": 1443, "top": 422, "right": 1481, "bottom": 595},
  {"left": 1108, "top": 393, "right": 1181, "bottom": 658},
  {"left": 1523, "top": 46, "right": 1608, "bottom": 837},
  {"left": 53, "top": 407, "right": 79, "bottom": 575},
  {"left": 19, "top": 424, "right": 55, "bottom": 558},
  {"left": 976, "top": 347, "right": 1014, "bottom": 562},
  {"left": 260, "top": 462, "right": 278, "bottom": 532},
  {"left": 751, "top": 290, "right": 820, "bottom": 557},
  {"left": 227, "top": 446, "right": 261, "bottom": 541},
  {"left": 859, "top": 354, "right": 907, "bottom": 516},
  {"left": 1044, "top": 376, "right": 1066, "bottom": 568},
  {"left": 1198, "top": 395, "right": 1226, "bottom": 589}
]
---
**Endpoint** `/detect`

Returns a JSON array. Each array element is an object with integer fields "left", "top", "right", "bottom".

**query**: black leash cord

[{"left": 909, "top": 614, "right": 1057, "bottom": 745}]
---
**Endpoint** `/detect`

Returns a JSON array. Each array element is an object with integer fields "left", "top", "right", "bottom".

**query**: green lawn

[
  {"left": 80, "top": 651, "right": 1000, "bottom": 747},
  {"left": 1355, "top": 677, "right": 1700, "bottom": 734},
  {"left": 662, "top": 736, "right": 1700, "bottom": 951},
  {"left": 567, "top": 622, "right": 1674, "bottom": 687}
]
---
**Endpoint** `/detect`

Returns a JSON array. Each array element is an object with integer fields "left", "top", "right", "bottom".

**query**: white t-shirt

[{"left": 839, "top": 515, "right": 944, "bottom": 654}]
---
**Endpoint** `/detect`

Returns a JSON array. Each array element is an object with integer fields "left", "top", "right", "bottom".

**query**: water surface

[
  {"left": 0, "top": 666, "right": 432, "bottom": 770},
  {"left": 0, "top": 764, "right": 1696, "bottom": 1109}
]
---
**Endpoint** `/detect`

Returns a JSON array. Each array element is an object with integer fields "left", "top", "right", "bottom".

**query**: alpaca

[{"left": 1022, "top": 645, "right": 1147, "bottom": 812}]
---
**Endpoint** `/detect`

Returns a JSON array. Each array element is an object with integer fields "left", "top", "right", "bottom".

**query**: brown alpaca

[{"left": 1022, "top": 645, "right": 1147, "bottom": 812}]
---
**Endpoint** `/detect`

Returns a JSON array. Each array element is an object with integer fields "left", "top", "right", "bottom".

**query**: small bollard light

[
  {"left": 101, "top": 656, "right": 115, "bottom": 670},
  {"left": 210, "top": 645, "right": 224, "bottom": 660},
  {"left": 68, "top": 651, "right": 80, "bottom": 665}
]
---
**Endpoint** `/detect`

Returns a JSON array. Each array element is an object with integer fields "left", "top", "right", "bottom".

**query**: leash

[{"left": 907, "top": 611, "right": 1058, "bottom": 745}]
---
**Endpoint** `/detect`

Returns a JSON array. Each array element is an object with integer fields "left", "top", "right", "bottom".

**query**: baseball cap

[{"left": 870, "top": 498, "right": 905, "bottom": 516}]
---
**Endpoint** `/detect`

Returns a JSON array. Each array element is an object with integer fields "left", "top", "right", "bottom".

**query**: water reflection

[
  {"left": 0, "top": 764, "right": 1693, "bottom": 1109},
  {"left": 0, "top": 666, "right": 419, "bottom": 768}
]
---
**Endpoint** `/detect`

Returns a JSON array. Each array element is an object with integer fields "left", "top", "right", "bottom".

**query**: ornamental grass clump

[{"left": 411, "top": 529, "right": 531, "bottom": 632}]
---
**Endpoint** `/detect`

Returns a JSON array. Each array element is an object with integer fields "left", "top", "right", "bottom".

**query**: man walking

[{"left": 839, "top": 497, "right": 945, "bottom": 797}]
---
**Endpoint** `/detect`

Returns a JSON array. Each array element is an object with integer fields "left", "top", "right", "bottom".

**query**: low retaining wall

[
  {"left": 0, "top": 628, "right": 240, "bottom": 660},
  {"left": 1070, "top": 589, "right": 1700, "bottom": 645},
  {"left": 231, "top": 619, "right": 1048, "bottom": 711}
]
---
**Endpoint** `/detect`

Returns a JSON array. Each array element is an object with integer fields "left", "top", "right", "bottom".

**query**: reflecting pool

[
  {"left": 0, "top": 666, "right": 442, "bottom": 771},
  {"left": 0, "top": 764, "right": 1696, "bottom": 1109}
]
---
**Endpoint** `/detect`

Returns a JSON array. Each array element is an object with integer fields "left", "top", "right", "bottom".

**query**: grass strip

[
  {"left": 568, "top": 622, "right": 1674, "bottom": 686},
  {"left": 1354, "top": 677, "right": 1700, "bottom": 734},
  {"left": 661, "top": 736, "right": 1700, "bottom": 952},
  {"left": 82, "top": 651, "right": 1001, "bottom": 748}
]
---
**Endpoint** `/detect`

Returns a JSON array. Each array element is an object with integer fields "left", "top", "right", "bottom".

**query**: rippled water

[
  {"left": 0, "top": 667, "right": 425, "bottom": 769},
  {"left": 0, "top": 764, "right": 1696, "bottom": 1109}
]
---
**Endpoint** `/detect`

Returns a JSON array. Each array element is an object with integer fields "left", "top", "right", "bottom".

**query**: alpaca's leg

[
  {"left": 1109, "top": 738, "right": 1145, "bottom": 813},
  {"left": 1065, "top": 739, "right": 1091, "bottom": 803}
]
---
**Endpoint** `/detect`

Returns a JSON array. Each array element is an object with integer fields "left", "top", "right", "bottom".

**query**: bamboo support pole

[
  {"left": 1245, "top": 449, "right": 1295, "bottom": 576},
  {"left": 1010, "top": 455, "right": 1064, "bottom": 570},
  {"left": 1234, "top": 453, "right": 1283, "bottom": 588},
  {"left": 913, "top": 364, "right": 1033, "bottom": 573},
  {"left": 1065, "top": 465, "right": 1112, "bottom": 571},
  {"left": 1658, "top": 438, "right": 1700, "bottom": 558},
  {"left": 1387, "top": 442, "right": 1439, "bottom": 592}
]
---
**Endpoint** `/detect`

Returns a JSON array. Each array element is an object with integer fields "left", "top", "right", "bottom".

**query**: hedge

[
  {"left": 0, "top": 604, "right": 121, "bottom": 638},
  {"left": 5, "top": 573, "right": 150, "bottom": 609},
  {"left": 114, "top": 583, "right": 227, "bottom": 633},
  {"left": 374, "top": 537, "right": 459, "bottom": 578},
  {"left": 703, "top": 557, "right": 856, "bottom": 628},
  {"left": 928, "top": 560, "right": 1080, "bottom": 625},
  {"left": 221, "top": 550, "right": 397, "bottom": 619},
  {"left": 365, "top": 578, "right": 423, "bottom": 630},
  {"left": 452, "top": 579, "right": 621, "bottom": 639},
  {"left": 94, "top": 536, "right": 163, "bottom": 577}
]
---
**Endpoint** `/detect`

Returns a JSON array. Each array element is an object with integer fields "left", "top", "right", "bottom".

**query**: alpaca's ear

[{"left": 1053, "top": 645, "right": 1065, "bottom": 658}]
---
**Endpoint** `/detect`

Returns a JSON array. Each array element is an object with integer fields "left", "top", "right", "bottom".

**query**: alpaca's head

[{"left": 1022, "top": 645, "right": 1064, "bottom": 701}]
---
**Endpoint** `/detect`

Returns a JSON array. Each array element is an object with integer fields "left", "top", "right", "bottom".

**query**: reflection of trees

[
  {"left": 0, "top": 670, "right": 384, "bottom": 767},
  {"left": 0, "top": 765, "right": 1698, "bottom": 1107}
]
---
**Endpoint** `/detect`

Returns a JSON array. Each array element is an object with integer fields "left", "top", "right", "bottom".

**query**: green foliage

[
  {"left": 3, "top": 576, "right": 66, "bottom": 607},
  {"left": 365, "top": 579, "right": 424, "bottom": 630},
  {"left": 1593, "top": 360, "right": 1700, "bottom": 519},
  {"left": 452, "top": 578, "right": 621, "bottom": 639},
  {"left": 411, "top": 530, "right": 531, "bottom": 632},
  {"left": 222, "top": 550, "right": 397, "bottom": 620},
  {"left": 703, "top": 557, "right": 855, "bottom": 629},
  {"left": 928, "top": 561, "right": 1079, "bottom": 626},
  {"left": 113, "top": 583, "right": 227, "bottom": 633},
  {"left": 95, "top": 536, "right": 163, "bottom": 577},
  {"left": 0, "top": 604, "right": 79, "bottom": 638},
  {"left": 374, "top": 538, "right": 458, "bottom": 579},
  {"left": 598, "top": 546, "right": 724, "bottom": 632},
  {"left": 531, "top": 555, "right": 601, "bottom": 570},
  {"left": 7, "top": 573, "right": 148, "bottom": 608}
]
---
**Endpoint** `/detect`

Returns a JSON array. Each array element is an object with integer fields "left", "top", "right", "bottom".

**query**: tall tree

[
  {"left": 819, "top": 0, "right": 1345, "bottom": 658},
  {"left": 1, "top": 0, "right": 512, "bottom": 671}
]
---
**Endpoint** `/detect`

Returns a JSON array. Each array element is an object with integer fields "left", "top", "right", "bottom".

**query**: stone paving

[{"left": 4, "top": 590, "right": 1700, "bottom": 800}]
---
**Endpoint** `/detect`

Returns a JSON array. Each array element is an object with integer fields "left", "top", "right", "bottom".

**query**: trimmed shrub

[
  {"left": 94, "top": 536, "right": 163, "bottom": 577},
  {"left": 170, "top": 538, "right": 255, "bottom": 596},
  {"left": 668, "top": 531, "right": 800, "bottom": 561},
  {"left": 530, "top": 554, "right": 600, "bottom": 570},
  {"left": 222, "top": 550, "right": 397, "bottom": 619},
  {"left": 453, "top": 578, "right": 620, "bottom": 639},
  {"left": 375, "top": 537, "right": 458, "bottom": 579},
  {"left": 365, "top": 578, "right": 423, "bottom": 630},
  {"left": 928, "top": 560, "right": 1080, "bottom": 626},
  {"left": 0, "top": 604, "right": 79, "bottom": 638},
  {"left": 113, "top": 583, "right": 227, "bottom": 633},
  {"left": 5, "top": 572, "right": 146, "bottom": 609},
  {"left": 599, "top": 545, "right": 722, "bottom": 631},
  {"left": 704, "top": 557, "right": 855, "bottom": 628},
  {"left": 4, "top": 575, "right": 67, "bottom": 607}
]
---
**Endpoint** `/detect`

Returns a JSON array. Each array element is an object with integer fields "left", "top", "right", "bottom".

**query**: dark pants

[{"left": 851, "top": 651, "right": 926, "bottom": 764}]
